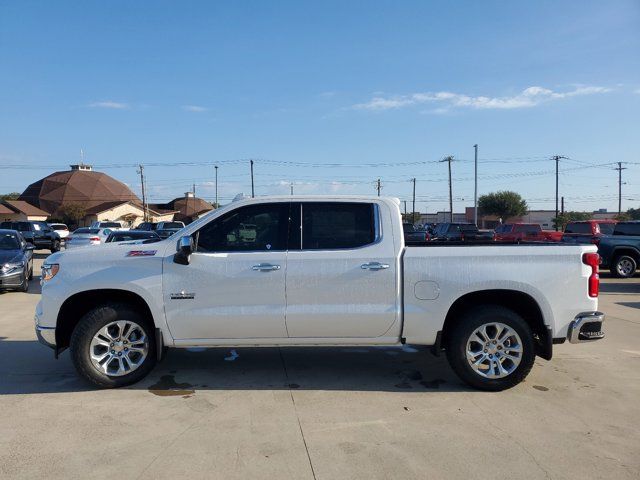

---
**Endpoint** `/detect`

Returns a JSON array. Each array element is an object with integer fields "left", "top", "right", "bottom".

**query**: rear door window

[{"left": 299, "top": 202, "right": 376, "bottom": 250}]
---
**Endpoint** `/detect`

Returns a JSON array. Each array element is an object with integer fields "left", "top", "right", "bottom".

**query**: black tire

[
  {"left": 70, "top": 303, "right": 157, "bottom": 388},
  {"left": 19, "top": 271, "right": 29, "bottom": 292},
  {"left": 50, "top": 239, "right": 61, "bottom": 253},
  {"left": 445, "top": 305, "right": 535, "bottom": 391},
  {"left": 28, "top": 265, "right": 33, "bottom": 280},
  {"left": 611, "top": 255, "right": 637, "bottom": 279}
]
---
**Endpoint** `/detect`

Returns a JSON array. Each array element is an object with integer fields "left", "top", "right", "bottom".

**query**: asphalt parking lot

[{"left": 1, "top": 252, "right": 639, "bottom": 480}]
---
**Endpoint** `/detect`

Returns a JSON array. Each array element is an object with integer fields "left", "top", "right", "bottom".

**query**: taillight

[
  {"left": 460, "top": 232, "right": 465, "bottom": 241},
  {"left": 582, "top": 252, "right": 599, "bottom": 298},
  {"left": 89, "top": 236, "right": 100, "bottom": 242}
]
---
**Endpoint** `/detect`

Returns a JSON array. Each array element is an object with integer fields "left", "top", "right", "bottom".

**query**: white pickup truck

[{"left": 35, "top": 196, "right": 604, "bottom": 391}]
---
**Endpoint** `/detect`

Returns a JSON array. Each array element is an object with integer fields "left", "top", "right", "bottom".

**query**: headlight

[
  {"left": 41, "top": 263, "right": 60, "bottom": 282},
  {"left": 1, "top": 262, "right": 23, "bottom": 274}
]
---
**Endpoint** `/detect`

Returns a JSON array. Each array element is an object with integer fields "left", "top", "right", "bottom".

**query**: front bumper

[
  {"left": 567, "top": 312, "right": 605, "bottom": 343},
  {"left": 0, "top": 269, "right": 25, "bottom": 289},
  {"left": 35, "top": 306, "right": 56, "bottom": 349}
]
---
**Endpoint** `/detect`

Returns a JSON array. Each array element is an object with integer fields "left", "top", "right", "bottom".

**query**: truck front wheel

[
  {"left": 445, "top": 305, "right": 535, "bottom": 391},
  {"left": 70, "top": 303, "right": 157, "bottom": 388}
]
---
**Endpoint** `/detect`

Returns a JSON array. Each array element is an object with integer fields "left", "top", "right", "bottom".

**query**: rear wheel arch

[
  {"left": 612, "top": 247, "right": 640, "bottom": 262},
  {"left": 56, "top": 289, "right": 155, "bottom": 352},
  {"left": 440, "top": 289, "right": 551, "bottom": 360}
]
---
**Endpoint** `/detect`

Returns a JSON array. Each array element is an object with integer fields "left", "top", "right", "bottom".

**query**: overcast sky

[{"left": 1, "top": 0, "right": 639, "bottom": 213}]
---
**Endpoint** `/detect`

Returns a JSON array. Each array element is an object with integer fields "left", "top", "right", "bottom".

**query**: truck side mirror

[{"left": 174, "top": 236, "right": 193, "bottom": 265}]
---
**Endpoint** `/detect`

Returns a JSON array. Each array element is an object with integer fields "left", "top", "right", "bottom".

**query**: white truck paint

[{"left": 35, "top": 196, "right": 604, "bottom": 390}]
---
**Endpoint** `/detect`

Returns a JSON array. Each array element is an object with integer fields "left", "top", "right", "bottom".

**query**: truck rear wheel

[
  {"left": 612, "top": 255, "right": 637, "bottom": 278},
  {"left": 70, "top": 303, "right": 156, "bottom": 388},
  {"left": 445, "top": 305, "right": 535, "bottom": 391},
  {"left": 50, "top": 239, "right": 61, "bottom": 253}
]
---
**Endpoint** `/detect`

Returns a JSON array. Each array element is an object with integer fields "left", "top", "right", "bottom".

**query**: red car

[
  {"left": 494, "top": 223, "right": 563, "bottom": 243},
  {"left": 561, "top": 220, "right": 617, "bottom": 246}
]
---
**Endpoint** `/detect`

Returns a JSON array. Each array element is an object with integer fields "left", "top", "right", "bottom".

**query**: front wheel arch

[{"left": 56, "top": 289, "right": 156, "bottom": 353}]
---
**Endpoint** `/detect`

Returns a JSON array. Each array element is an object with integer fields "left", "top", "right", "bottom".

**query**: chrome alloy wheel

[
  {"left": 89, "top": 320, "right": 149, "bottom": 377},
  {"left": 617, "top": 258, "right": 634, "bottom": 277},
  {"left": 466, "top": 322, "right": 523, "bottom": 379}
]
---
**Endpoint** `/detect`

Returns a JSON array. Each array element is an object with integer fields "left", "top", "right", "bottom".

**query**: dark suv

[
  {"left": 431, "top": 223, "right": 494, "bottom": 242},
  {"left": 0, "top": 221, "right": 61, "bottom": 253},
  {"left": 598, "top": 221, "right": 640, "bottom": 278}
]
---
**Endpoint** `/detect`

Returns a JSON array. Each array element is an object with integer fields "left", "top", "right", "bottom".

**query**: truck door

[
  {"left": 285, "top": 201, "right": 400, "bottom": 338},
  {"left": 162, "top": 202, "right": 291, "bottom": 340}
]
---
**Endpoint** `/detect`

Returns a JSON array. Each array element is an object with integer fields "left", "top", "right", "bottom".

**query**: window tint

[
  {"left": 300, "top": 202, "right": 375, "bottom": 250},
  {"left": 565, "top": 223, "right": 591, "bottom": 234},
  {"left": 460, "top": 224, "right": 478, "bottom": 232},
  {"left": 162, "top": 222, "right": 184, "bottom": 229},
  {"left": 614, "top": 223, "right": 640, "bottom": 236},
  {"left": 17, "top": 222, "right": 31, "bottom": 232},
  {"left": 196, "top": 203, "right": 290, "bottom": 252}
]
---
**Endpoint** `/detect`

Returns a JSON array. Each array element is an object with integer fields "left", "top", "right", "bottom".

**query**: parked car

[
  {"left": 0, "top": 221, "right": 61, "bottom": 252},
  {"left": 598, "top": 221, "right": 640, "bottom": 278},
  {"left": 561, "top": 220, "right": 616, "bottom": 246},
  {"left": 48, "top": 223, "right": 70, "bottom": 239},
  {"left": 90, "top": 221, "right": 123, "bottom": 230},
  {"left": 155, "top": 221, "right": 185, "bottom": 239},
  {"left": 0, "top": 229, "right": 34, "bottom": 292},
  {"left": 65, "top": 228, "right": 113, "bottom": 249},
  {"left": 36, "top": 196, "right": 604, "bottom": 392},
  {"left": 403, "top": 223, "right": 430, "bottom": 243},
  {"left": 105, "top": 230, "right": 161, "bottom": 243},
  {"left": 135, "top": 222, "right": 157, "bottom": 231},
  {"left": 495, "top": 223, "right": 562, "bottom": 243},
  {"left": 431, "top": 223, "right": 494, "bottom": 242}
]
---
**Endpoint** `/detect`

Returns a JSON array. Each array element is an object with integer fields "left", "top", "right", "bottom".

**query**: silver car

[{"left": 65, "top": 228, "right": 113, "bottom": 249}]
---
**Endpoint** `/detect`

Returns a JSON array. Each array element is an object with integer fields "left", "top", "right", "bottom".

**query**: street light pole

[
  {"left": 473, "top": 144, "right": 478, "bottom": 226},
  {"left": 214, "top": 165, "right": 218, "bottom": 207}
]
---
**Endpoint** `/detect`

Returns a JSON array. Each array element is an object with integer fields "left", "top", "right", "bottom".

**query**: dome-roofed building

[
  {"left": 149, "top": 192, "right": 214, "bottom": 224},
  {"left": 19, "top": 164, "right": 141, "bottom": 216}
]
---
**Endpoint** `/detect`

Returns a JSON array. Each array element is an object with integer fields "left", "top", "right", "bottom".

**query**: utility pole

[
  {"left": 290, "top": 182, "right": 294, "bottom": 195},
  {"left": 552, "top": 155, "right": 568, "bottom": 230},
  {"left": 137, "top": 164, "right": 147, "bottom": 222},
  {"left": 616, "top": 162, "right": 627, "bottom": 215},
  {"left": 250, "top": 160, "right": 255, "bottom": 198},
  {"left": 561, "top": 196, "right": 565, "bottom": 215},
  {"left": 377, "top": 178, "right": 381, "bottom": 197},
  {"left": 473, "top": 144, "right": 478, "bottom": 226},
  {"left": 404, "top": 200, "right": 407, "bottom": 217},
  {"left": 214, "top": 165, "right": 219, "bottom": 207},
  {"left": 412, "top": 178, "right": 416, "bottom": 224},
  {"left": 440, "top": 156, "right": 454, "bottom": 222}
]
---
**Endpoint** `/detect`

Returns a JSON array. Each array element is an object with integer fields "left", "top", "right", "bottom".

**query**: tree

[
  {"left": 0, "top": 192, "right": 20, "bottom": 201},
  {"left": 614, "top": 212, "right": 631, "bottom": 222},
  {"left": 553, "top": 211, "right": 592, "bottom": 230},
  {"left": 626, "top": 207, "right": 640, "bottom": 220},
  {"left": 478, "top": 191, "right": 528, "bottom": 222},
  {"left": 58, "top": 203, "right": 87, "bottom": 227}
]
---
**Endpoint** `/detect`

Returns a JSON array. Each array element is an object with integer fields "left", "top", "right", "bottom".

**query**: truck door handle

[
  {"left": 361, "top": 262, "right": 390, "bottom": 271},
  {"left": 252, "top": 263, "right": 281, "bottom": 272}
]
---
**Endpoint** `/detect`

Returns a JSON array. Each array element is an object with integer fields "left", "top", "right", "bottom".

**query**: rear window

[
  {"left": 50, "top": 224, "right": 68, "bottom": 230},
  {"left": 301, "top": 202, "right": 375, "bottom": 250},
  {"left": 74, "top": 228, "right": 100, "bottom": 234},
  {"left": 614, "top": 223, "right": 640, "bottom": 236},
  {"left": 495, "top": 225, "right": 512, "bottom": 233},
  {"left": 565, "top": 223, "right": 591, "bottom": 234},
  {"left": 514, "top": 224, "right": 540, "bottom": 234},
  {"left": 161, "top": 222, "right": 184, "bottom": 229},
  {"left": 598, "top": 223, "right": 615, "bottom": 235}
]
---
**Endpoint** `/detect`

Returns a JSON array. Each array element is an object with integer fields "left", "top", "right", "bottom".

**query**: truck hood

[{"left": 46, "top": 240, "right": 172, "bottom": 266}]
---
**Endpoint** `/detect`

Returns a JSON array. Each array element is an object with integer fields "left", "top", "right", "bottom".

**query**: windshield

[
  {"left": 0, "top": 233, "right": 20, "bottom": 250},
  {"left": 101, "top": 222, "right": 121, "bottom": 228}
]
